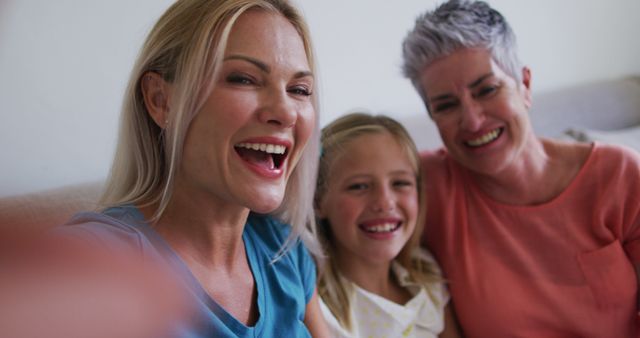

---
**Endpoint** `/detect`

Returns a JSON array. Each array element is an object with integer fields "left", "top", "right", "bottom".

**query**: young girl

[{"left": 315, "top": 113, "right": 460, "bottom": 338}]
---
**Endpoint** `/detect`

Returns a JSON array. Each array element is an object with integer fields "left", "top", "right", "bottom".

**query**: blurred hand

[{"left": 0, "top": 230, "right": 194, "bottom": 338}]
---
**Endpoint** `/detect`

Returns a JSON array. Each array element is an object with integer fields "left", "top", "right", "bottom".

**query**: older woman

[
  {"left": 56, "top": 0, "right": 328, "bottom": 337},
  {"left": 402, "top": 0, "right": 640, "bottom": 337}
]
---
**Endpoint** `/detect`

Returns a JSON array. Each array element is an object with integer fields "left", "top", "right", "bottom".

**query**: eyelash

[
  {"left": 475, "top": 85, "right": 498, "bottom": 98},
  {"left": 433, "top": 102, "right": 458, "bottom": 113},
  {"left": 347, "top": 183, "right": 368, "bottom": 191},
  {"left": 346, "top": 179, "right": 415, "bottom": 192},
  {"left": 432, "top": 84, "right": 500, "bottom": 113},
  {"left": 393, "top": 180, "right": 415, "bottom": 188},
  {"left": 288, "top": 85, "right": 312, "bottom": 97},
  {"left": 226, "top": 73, "right": 312, "bottom": 97},
  {"left": 226, "top": 73, "right": 255, "bottom": 85}
]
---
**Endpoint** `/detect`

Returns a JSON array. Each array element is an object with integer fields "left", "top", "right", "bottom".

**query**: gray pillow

[{"left": 564, "top": 125, "right": 640, "bottom": 153}]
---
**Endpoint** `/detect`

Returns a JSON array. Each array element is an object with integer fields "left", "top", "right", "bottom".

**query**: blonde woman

[
  {"left": 59, "top": 0, "right": 328, "bottom": 336},
  {"left": 315, "top": 113, "right": 460, "bottom": 337}
]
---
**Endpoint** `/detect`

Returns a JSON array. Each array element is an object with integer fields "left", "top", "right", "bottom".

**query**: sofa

[{"left": 1, "top": 75, "right": 639, "bottom": 230}]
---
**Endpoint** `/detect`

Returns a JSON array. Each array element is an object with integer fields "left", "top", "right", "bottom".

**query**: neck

[
  {"left": 335, "top": 251, "right": 407, "bottom": 304},
  {"left": 470, "top": 137, "right": 587, "bottom": 205},
  {"left": 140, "top": 181, "right": 250, "bottom": 270}
]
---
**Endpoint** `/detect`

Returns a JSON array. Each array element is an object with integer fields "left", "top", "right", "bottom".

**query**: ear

[
  {"left": 141, "top": 71, "right": 172, "bottom": 128},
  {"left": 520, "top": 66, "right": 533, "bottom": 109}
]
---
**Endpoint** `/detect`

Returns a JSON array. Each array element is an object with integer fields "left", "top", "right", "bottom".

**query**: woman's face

[
  {"left": 178, "top": 10, "right": 315, "bottom": 213},
  {"left": 419, "top": 48, "right": 533, "bottom": 177},
  {"left": 318, "top": 132, "right": 418, "bottom": 268}
]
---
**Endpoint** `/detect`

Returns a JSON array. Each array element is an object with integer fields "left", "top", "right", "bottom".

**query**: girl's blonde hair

[
  {"left": 315, "top": 112, "right": 440, "bottom": 331},
  {"left": 99, "top": 0, "right": 321, "bottom": 255}
]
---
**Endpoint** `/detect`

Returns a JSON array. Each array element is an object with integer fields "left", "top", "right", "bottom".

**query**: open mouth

[
  {"left": 359, "top": 221, "right": 402, "bottom": 234},
  {"left": 234, "top": 142, "right": 289, "bottom": 171},
  {"left": 465, "top": 127, "right": 503, "bottom": 147}
]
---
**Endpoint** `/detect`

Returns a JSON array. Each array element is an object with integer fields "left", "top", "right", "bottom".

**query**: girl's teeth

[
  {"left": 365, "top": 222, "right": 398, "bottom": 233},
  {"left": 236, "top": 143, "right": 286, "bottom": 154}
]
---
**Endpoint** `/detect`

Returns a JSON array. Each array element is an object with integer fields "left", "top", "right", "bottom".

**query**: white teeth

[
  {"left": 466, "top": 128, "right": 501, "bottom": 147},
  {"left": 236, "top": 143, "right": 286, "bottom": 154},
  {"left": 365, "top": 222, "right": 398, "bottom": 233}
]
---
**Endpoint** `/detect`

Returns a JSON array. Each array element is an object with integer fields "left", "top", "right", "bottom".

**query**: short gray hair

[{"left": 402, "top": 0, "right": 522, "bottom": 99}]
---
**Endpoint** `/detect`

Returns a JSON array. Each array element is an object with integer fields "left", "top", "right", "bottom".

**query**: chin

[
  {"left": 248, "top": 192, "right": 285, "bottom": 214},
  {"left": 366, "top": 247, "right": 403, "bottom": 263}
]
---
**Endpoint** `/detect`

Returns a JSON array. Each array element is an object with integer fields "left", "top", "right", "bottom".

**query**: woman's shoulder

[
  {"left": 55, "top": 205, "right": 151, "bottom": 253},
  {"left": 547, "top": 139, "right": 640, "bottom": 184},
  {"left": 564, "top": 141, "right": 640, "bottom": 184},
  {"left": 419, "top": 147, "right": 450, "bottom": 167},
  {"left": 591, "top": 142, "right": 640, "bottom": 168},
  {"left": 419, "top": 148, "right": 461, "bottom": 188},
  {"left": 589, "top": 143, "right": 640, "bottom": 196}
]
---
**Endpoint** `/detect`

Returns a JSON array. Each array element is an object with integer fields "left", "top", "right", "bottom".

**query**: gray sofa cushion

[{"left": 530, "top": 76, "right": 640, "bottom": 138}]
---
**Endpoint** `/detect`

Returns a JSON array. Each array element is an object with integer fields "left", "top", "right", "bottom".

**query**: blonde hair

[
  {"left": 99, "top": 0, "right": 321, "bottom": 255},
  {"left": 315, "top": 112, "right": 440, "bottom": 331}
]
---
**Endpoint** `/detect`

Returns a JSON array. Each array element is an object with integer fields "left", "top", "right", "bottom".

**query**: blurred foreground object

[{"left": 0, "top": 230, "right": 194, "bottom": 338}]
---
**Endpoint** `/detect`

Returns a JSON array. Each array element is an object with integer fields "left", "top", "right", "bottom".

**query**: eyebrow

[
  {"left": 223, "top": 54, "right": 314, "bottom": 79},
  {"left": 469, "top": 72, "right": 494, "bottom": 89},
  {"left": 428, "top": 72, "right": 495, "bottom": 103},
  {"left": 224, "top": 55, "right": 270, "bottom": 73},
  {"left": 343, "top": 170, "right": 415, "bottom": 181}
]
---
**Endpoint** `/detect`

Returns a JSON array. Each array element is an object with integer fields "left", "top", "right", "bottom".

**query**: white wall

[{"left": 1, "top": 0, "right": 639, "bottom": 197}]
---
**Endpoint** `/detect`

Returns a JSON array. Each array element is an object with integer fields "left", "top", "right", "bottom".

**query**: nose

[
  {"left": 458, "top": 99, "right": 485, "bottom": 131},
  {"left": 370, "top": 185, "right": 396, "bottom": 213},
  {"left": 258, "top": 89, "right": 297, "bottom": 128}
]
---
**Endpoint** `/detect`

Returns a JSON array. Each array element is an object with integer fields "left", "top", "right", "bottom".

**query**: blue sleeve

[
  {"left": 249, "top": 214, "right": 317, "bottom": 304},
  {"left": 295, "top": 238, "right": 317, "bottom": 304},
  {"left": 52, "top": 210, "right": 152, "bottom": 257}
]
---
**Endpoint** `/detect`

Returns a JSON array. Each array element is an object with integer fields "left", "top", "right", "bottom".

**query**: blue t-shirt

[{"left": 62, "top": 205, "right": 316, "bottom": 337}]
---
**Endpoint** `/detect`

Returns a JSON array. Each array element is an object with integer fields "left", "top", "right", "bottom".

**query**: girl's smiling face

[{"left": 318, "top": 131, "right": 418, "bottom": 267}]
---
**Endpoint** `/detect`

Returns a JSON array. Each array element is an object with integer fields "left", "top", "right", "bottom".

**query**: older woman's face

[
  {"left": 419, "top": 48, "right": 532, "bottom": 176},
  {"left": 178, "top": 10, "right": 315, "bottom": 214}
]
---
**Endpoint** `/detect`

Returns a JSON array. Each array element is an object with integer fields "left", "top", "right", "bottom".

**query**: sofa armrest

[{"left": 0, "top": 181, "right": 103, "bottom": 231}]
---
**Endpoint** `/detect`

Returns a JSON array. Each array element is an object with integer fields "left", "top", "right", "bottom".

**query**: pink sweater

[{"left": 422, "top": 143, "right": 640, "bottom": 338}]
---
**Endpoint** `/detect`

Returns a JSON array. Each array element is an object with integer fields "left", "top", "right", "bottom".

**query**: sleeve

[
  {"left": 255, "top": 215, "right": 318, "bottom": 304},
  {"left": 295, "top": 239, "right": 317, "bottom": 303},
  {"left": 51, "top": 211, "right": 152, "bottom": 260},
  {"left": 615, "top": 147, "right": 640, "bottom": 263}
]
